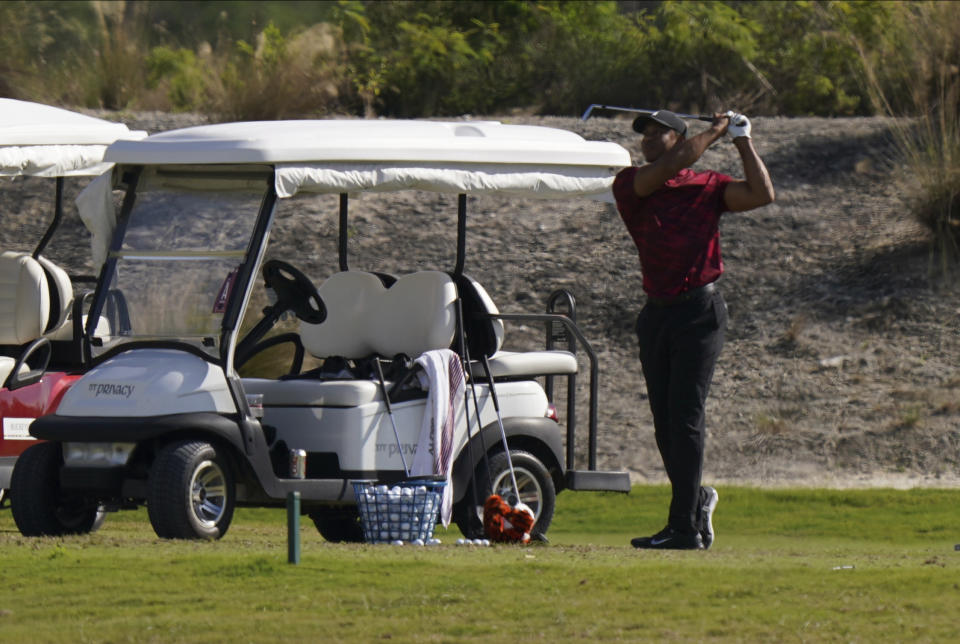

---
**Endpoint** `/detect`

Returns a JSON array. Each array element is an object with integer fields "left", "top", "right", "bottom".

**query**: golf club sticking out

[
  {"left": 580, "top": 103, "right": 713, "bottom": 122},
  {"left": 374, "top": 356, "right": 410, "bottom": 476},
  {"left": 453, "top": 297, "right": 495, "bottom": 528},
  {"left": 480, "top": 354, "right": 521, "bottom": 507}
]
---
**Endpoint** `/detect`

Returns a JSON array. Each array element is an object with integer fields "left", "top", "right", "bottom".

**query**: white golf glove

[{"left": 726, "top": 111, "right": 751, "bottom": 139}]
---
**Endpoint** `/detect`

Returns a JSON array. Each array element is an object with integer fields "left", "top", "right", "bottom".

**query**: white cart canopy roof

[
  {"left": 0, "top": 98, "right": 146, "bottom": 177},
  {"left": 105, "top": 119, "right": 631, "bottom": 198},
  {"left": 80, "top": 119, "right": 631, "bottom": 265}
]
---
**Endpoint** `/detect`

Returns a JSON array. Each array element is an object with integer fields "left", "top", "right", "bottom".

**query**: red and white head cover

[{"left": 483, "top": 495, "right": 535, "bottom": 543}]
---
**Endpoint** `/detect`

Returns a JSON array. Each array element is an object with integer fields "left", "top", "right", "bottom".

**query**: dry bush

[
  {"left": 206, "top": 22, "right": 347, "bottom": 121},
  {"left": 854, "top": 1, "right": 960, "bottom": 277}
]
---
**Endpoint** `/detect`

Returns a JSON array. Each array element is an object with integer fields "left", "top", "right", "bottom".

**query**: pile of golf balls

[
  {"left": 455, "top": 538, "right": 491, "bottom": 547},
  {"left": 390, "top": 538, "right": 443, "bottom": 546},
  {"left": 359, "top": 483, "right": 441, "bottom": 543}
]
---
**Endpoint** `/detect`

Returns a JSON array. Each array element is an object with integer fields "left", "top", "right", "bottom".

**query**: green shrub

[
  {"left": 529, "top": 1, "right": 645, "bottom": 114},
  {"left": 356, "top": 1, "right": 516, "bottom": 117},
  {"left": 146, "top": 46, "right": 206, "bottom": 111},
  {"left": 634, "top": 1, "right": 764, "bottom": 114},
  {"left": 1, "top": 0, "right": 955, "bottom": 123}
]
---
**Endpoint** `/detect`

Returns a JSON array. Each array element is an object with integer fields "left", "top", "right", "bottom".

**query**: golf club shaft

[
  {"left": 581, "top": 103, "right": 713, "bottom": 122},
  {"left": 374, "top": 356, "right": 410, "bottom": 476},
  {"left": 481, "top": 354, "right": 521, "bottom": 504},
  {"left": 454, "top": 298, "right": 492, "bottom": 489}
]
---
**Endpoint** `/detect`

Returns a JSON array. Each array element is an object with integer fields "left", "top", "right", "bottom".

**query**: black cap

[{"left": 632, "top": 110, "right": 687, "bottom": 137}]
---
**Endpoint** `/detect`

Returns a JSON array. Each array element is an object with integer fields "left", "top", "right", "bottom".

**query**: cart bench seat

[
  {"left": 295, "top": 269, "right": 578, "bottom": 383},
  {"left": 241, "top": 377, "right": 382, "bottom": 407}
]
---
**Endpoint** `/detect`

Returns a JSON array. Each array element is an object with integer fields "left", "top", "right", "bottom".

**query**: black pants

[{"left": 636, "top": 289, "right": 727, "bottom": 534}]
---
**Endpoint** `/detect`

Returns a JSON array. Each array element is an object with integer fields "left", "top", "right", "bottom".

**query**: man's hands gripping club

[
  {"left": 725, "top": 111, "right": 751, "bottom": 139},
  {"left": 720, "top": 111, "right": 774, "bottom": 211}
]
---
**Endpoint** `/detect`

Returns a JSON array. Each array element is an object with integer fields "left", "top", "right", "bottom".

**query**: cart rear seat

[
  {"left": 452, "top": 273, "right": 577, "bottom": 379},
  {"left": 0, "top": 251, "right": 75, "bottom": 385},
  {"left": 0, "top": 251, "right": 55, "bottom": 346}
]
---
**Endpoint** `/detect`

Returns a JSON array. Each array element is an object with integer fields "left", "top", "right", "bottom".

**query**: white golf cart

[
  {"left": 12, "top": 119, "right": 631, "bottom": 540},
  {"left": 0, "top": 99, "right": 145, "bottom": 515}
]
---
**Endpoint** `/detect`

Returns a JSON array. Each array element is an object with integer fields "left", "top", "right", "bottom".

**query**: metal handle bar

[{"left": 480, "top": 312, "right": 599, "bottom": 470}]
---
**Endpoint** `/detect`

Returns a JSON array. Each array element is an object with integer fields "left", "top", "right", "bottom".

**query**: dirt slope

[{"left": 3, "top": 111, "right": 958, "bottom": 488}]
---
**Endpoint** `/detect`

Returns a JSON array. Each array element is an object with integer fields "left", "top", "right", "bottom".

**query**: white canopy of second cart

[{"left": 0, "top": 98, "right": 146, "bottom": 178}]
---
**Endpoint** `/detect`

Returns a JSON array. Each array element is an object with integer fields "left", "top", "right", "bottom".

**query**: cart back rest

[
  {"left": 36, "top": 255, "right": 73, "bottom": 334},
  {"left": 0, "top": 251, "right": 51, "bottom": 345},
  {"left": 300, "top": 270, "right": 458, "bottom": 360},
  {"left": 450, "top": 273, "right": 505, "bottom": 358}
]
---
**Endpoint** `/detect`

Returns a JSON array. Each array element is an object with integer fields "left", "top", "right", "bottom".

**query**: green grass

[{"left": 2, "top": 486, "right": 959, "bottom": 642}]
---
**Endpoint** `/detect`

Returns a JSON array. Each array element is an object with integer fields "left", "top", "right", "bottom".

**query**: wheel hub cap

[
  {"left": 491, "top": 466, "right": 542, "bottom": 520},
  {"left": 190, "top": 459, "right": 227, "bottom": 527}
]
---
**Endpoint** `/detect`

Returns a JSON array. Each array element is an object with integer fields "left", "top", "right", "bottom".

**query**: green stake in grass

[{"left": 287, "top": 491, "right": 301, "bottom": 564}]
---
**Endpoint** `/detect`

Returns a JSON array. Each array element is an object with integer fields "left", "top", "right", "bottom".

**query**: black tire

[
  {"left": 10, "top": 442, "right": 106, "bottom": 536},
  {"left": 309, "top": 507, "right": 365, "bottom": 543},
  {"left": 147, "top": 440, "right": 235, "bottom": 540},
  {"left": 454, "top": 449, "right": 556, "bottom": 540}
]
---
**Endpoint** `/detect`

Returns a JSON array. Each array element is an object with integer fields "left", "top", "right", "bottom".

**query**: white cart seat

[
  {"left": 0, "top": 251, "right": 49, "bottom": 345},
  {"left": 457, "top": 275, "right": 579, "bottom": 379},
  {"left": 472, "top": 350, "right": 578, "bottom": 380},
  {"left": 241, "top": 377, "right": 381, "bottom": 407},
  {"left": 300, "top": 270, "right": 457, "bottom": 360}
]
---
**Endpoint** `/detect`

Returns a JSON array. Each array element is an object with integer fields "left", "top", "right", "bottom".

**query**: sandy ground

[{"left": 4, "top": 110, "right": 958, "bottom": 490}]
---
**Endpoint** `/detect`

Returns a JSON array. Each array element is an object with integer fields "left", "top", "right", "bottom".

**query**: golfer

[{"left": 613, "top": 110, "right": 774, "bottom": 550}]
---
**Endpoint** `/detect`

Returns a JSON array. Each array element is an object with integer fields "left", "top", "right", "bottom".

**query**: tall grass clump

[
  {"left": 854, "top": 1, "right": 960, "bottom": 278},
  {"left": 213, "top": 22, "right": 346, "bottom": 120},
  {"left": 146, "top": 21, "right": 347, "bottom": 120}
]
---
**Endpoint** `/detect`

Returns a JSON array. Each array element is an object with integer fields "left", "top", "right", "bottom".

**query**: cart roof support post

[
  {"left": 455, "top": 193, "right": 467, "bottom": 275},
  {"left": 338, "top": 193, "right": 349, "bottom": 271},
  {"left": 33, "top": 177, "right": 65, "bottom": 258}
]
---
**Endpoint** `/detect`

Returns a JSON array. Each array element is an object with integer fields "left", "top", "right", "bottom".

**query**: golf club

[
  {"left": 453, "top": 297, "right": 494, "bottom": 533},
  {"left": 479, "top": 354, "right": 521, "bottom": 507},
  {"left": 373, "top": 356, "right": 411, "bottom": 477},
  {"left": 581, "top": 103, "right": 713, "bottom": 122}
]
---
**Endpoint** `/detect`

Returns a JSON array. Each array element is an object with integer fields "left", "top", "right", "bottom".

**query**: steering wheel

[{"left": 261, "top": 260, "right": 326, "bottom": 324}]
